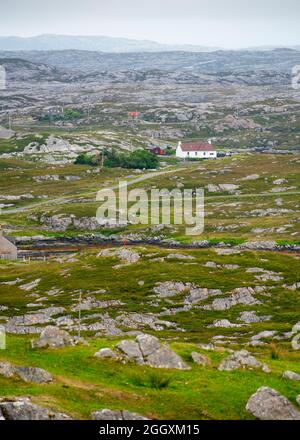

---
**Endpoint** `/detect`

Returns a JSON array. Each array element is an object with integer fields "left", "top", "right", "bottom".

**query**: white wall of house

[{"left": 176, "top": 143, "right": 217, "bottom": 159}]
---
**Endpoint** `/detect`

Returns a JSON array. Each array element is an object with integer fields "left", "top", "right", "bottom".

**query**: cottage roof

[{"left": 180, "top": 142, "right": 214, "bottom": 152}]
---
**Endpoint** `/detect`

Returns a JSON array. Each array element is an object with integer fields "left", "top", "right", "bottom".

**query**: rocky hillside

[
  {"left": 0, "top": 58, "right": 64, "bottom": 82},
  {"left": 0, "top": 245, "right": 300, "bottom": 419}
]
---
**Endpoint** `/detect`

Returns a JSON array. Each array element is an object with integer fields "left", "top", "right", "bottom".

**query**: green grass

[
  {"left": 0, "top": 335, "right": 300, "bottom": 419},
  {"left": 0, "top": 149, "right": 300, "bottom": 419},
  {"left": 0, "top": 246, "right": 300, "bottom": 419}
]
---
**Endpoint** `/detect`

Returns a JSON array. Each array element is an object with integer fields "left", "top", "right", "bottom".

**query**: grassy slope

[{"left": 0, "top": 247, "right": 300, "bottom": 419}]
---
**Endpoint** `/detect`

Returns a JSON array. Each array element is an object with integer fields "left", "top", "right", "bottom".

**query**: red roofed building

[
  {"left": 128, "top": 111, "right": 140, "bottom": 119},
  {"left": 176, "top": 141, "right": 217, "bottom": 159},
  {"left": 150, "top": 147, "right": 166, "bottom": 156}
]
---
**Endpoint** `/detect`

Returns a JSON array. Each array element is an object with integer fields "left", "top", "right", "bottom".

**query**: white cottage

[{"left": 176, "top": 141, "right": 217, "bottom": 159}]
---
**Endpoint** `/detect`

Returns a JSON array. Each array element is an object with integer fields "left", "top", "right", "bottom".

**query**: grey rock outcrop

[
  {"left": 218, "top": 350, "right": 270, "bottom": 372},
  {"left": 185, "top": 287, "right": 223, "bottom": 305},
  {"left": 92, "top": 409, "right": 148, "bottom": 420},
  {"left": 14, "top": 366, "right": 53, "bottom": 384},
  {"left": 205, "top": 287, "right": 261, "bottom": 311},
  {"left": 238, "top": 311, "right": 271, "bottom": 323},
  {"left": 246, "top": 387, "right": 300, "bottom": 420},
  {"left": 0, "top": 397, "right": 71, "bottom": 420},
  {"left": 249, "top": 330, "right": 277, "bottom": 346},
  {"left": 0, "top": 361, "right": 15, "bottom": 378},
  {"left": 146, "top": 345, "right": 189, "bottom": 370},
  {"left": 153, "top": 281, "right": 189, "bottom": 298},
  {"left": 282, "top": 371, "right": 300, "bottom": 381},
  {"left": 94, "top": 348, "right": 120, "bottom": 359},
  {"left": 0, "top": 361, "right": 53, "bottom": 383},
  {"left": 209, "top": 319, "right": 241, "bottom": 328},
  {"left": 117, "top": 334, "right": 190, "bottom": 370},
  {"left": 19, "top": 278, "right": 41, "bottom": 291},
  {"left": 31, "top": 326, "right": 75, "bottom": 349},
  {"left": 191, "top": 352, "right": 211, "bottom": 366},
  {"left": 98, "top": 248, "right": 140, "bottom": 265}
]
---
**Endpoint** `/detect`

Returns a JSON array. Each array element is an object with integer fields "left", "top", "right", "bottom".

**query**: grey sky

[{"left": 1, "top": 0, "right": 299, "bottom": 48}]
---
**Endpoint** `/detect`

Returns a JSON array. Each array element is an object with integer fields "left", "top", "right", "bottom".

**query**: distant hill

[
  {"left": 1, "top": 48, "right": 299, "bottom": 75},
  {"left": 0, "top": 35, "right": 219, "bottom": 53}
]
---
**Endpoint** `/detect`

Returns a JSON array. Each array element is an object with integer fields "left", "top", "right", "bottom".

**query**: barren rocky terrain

[{"left": 0, "top": 48, "right": 300, "bottom": 420}]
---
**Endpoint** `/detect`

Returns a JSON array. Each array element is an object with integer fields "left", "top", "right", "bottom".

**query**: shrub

[
  {"left": 104, "top": 149, "right": 159, "bottom": 170},
  {"left": 74, "top": 153, "right": 92, "bottom": 165},
  {"left": 129, "top": 372, "right": 172, "bottom": 390},
  {"left": 269, "top": 343, "right": 280, "bottom": 360}
]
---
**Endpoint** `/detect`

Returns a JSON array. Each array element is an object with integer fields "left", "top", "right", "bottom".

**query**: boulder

[
  {"left": 117, "top": 334, "right": 190, "bottom": 370},
  {"left": 153, "top": 281, "right": 189, "bottom": 298},
  {"left": 7, "top": 313, "right": 53, "bottom": 328},
  {"left": 136, "top": 334, "right": 161, "bottom": 357},
  {"left": 238, "top": 311, "right": 271, "bottom": 323},
  {"left": 191, "top": 352, "right": 211, "bottom": 366},
  {"left": 239, "top": 241, "right": 277, "bottom": 251},
  {"left": 206, "top": 287, "right": 261, "bottom": 311},
  {"left": 31, "top": 326, "right": 75, "bottom": 349},
  {"left": 116, "top": 340, "right": 143, "bottom": 363},
  {"left": 285, "top": 282, "right": 300, "bottom": 291},
  {"left": 0, "top": 397, "right": 71, "bottom": 420},
  {"left": 91, "top": 409, "right": 148, "bottom": 420},
  {"left": 146, "top": 345, "right": 190, "bottom": 370},
  {"left": 249, "top": 330, "right": 277, "bottom": 346},
  {"left": 282, "top": 371, "right": 300, "bottom": 381},
  {"left": 218, "top": 184, "right": 240, "bottom": 192},
  {"left": 94, "top": 348, "right": 119, "bottom": 359},
  {"left": 185, "top": 287, "right": 222, "bottom": 305},
  {"left": 98, "top": 248, "right": 140, "bottom": 265},
  {"left": 19, "top": 279, "right": 41, "bottom": 291},
  {"left": 166, "top": 253, "right": 195, "bottom": 260},
  {"left": 204, "top": 261, "right": 217, "bottom": 268},
  {"left": 14, "top": 366, "right": 53, "bottom": 384},
  {"left": 240, "top": 174, "right": 260, "bottom": 181},
  {"left": 246, "top": 387, "right": 300, "bottom": 420},
  {"left": 206, "top": 184, "right": 240, "bottom": 193},
  {"left": 0, "top": 361, "right": 53, "bottom": 383},
  {"left": 273, "top": 178, "right": 287, "bottom": 185},
  {"left": 0, "top": 361, "right": 15, "bottom": 378},
  {"left": 218, "top": 350, "right": 270, "bottom": 372},
  {"left": 209, "top": 319, "right": 241, "bottom": 328}
]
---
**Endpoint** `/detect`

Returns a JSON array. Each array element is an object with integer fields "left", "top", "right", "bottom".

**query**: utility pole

[
  {"left": 78, "top": 290, "right": 82, "bottom": 339},
  {"left": 7, "top": 111, "right": 11, "bottom": 130}
]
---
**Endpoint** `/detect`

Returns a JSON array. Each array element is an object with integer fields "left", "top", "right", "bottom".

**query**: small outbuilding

[
  {"left": 0, "top": 230, "right": 18, "bottom": 260},
  {"left": 150, "top": 147, "right": 166, "bottom": 156}
]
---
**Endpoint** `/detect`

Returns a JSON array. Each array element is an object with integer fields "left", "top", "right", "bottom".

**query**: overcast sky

[{"left": 1, "top": 0, "right": 299, "bottom": 48}]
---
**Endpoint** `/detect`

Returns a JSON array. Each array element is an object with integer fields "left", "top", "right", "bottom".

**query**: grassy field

[
  {"left": 0, "top": 148, "right": 300, "bottom": 419},
  {"left": 0, "top": 246, "right": 300, "bottom": 419},
  {"left": 1, "top": 153, "right": 299, "bottom": 243}
]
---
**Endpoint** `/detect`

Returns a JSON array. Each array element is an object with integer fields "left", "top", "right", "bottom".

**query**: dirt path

[{"left": 2, "top": 167, "right": 185, "bottom": 215}]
